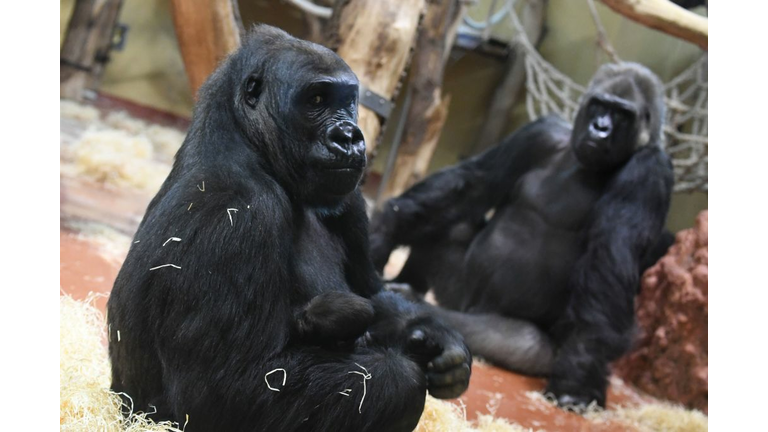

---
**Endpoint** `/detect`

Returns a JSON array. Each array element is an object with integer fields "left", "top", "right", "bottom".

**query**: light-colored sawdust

[
  {"left": 69, "top": 128, "right": 170, "bottom": 191},
  {"left": 103, "top": 111, "right": 185, "bottom": 160},
  {"left": 587, "top": 403, "right": 708, "bottom": 432},
  {"left": 61, "top": 99, "right": 100, "bottom": 122},
  {"left": 523, "top": 389, "right": 707, "bottom": 432},
  {"left": 416, "top": 397, "right": 533, "bottom": 432},
  {"left": 63, "top": 220, "right": 132, "bottom": 264},
  {"left": 61, "top": 101, "right": 186, "bottom": 191},
  {"left": 60, "top": 295, "right": 183, "bottom": 431}
]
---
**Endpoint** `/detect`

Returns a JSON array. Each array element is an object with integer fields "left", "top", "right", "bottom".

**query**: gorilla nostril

[
  {"left": 327, "top": 122, "right": 364, "bottom": 156},
  {"left": 591, "top": 115, "right": 612, "bottom": 133}
]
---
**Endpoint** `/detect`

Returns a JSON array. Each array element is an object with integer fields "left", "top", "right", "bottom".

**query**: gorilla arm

[
  {"left": 369, "top": 116, "right": 571, "bottom": 271},
  {"left": 545, "top": 145, "right": 674, "bottom": 407},
  {"left": 328, "top": 190, "right": 473, "bottom": 399}
]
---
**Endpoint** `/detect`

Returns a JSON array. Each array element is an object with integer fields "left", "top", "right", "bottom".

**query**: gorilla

[
  {"left": 107, "top": 25, "right": 470, "bottom": 432},
  {"left": 370, "top": 62, "right": 674, "bottom": 408}
]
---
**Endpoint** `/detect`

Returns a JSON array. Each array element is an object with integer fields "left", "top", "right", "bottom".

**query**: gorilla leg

[
  {"left": 544, "top": 326, "right": 632, "bottom": 408},
  {"left": 420, "top": 307, "right": 554, "bottom": 376},
  {"left": 161, "top": 348, "right": 427, "bottom": 432}
]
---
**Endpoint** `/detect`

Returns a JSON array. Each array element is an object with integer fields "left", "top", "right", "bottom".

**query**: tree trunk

[
  {"left": 472, "top": 0, "right": 548, "bottom": 155},
  {"left": 600, "top": 0, "right": 707, "bottom": 50},
  {"left": 60, "top": 0, "right": 124, "bottom": 100},
  {"left": 170, "top": 0, "right": 243, "bottom": 97},
  {"left": 326, "top": 0, "right": 426, "bottom": 159},
  {"left": 380, "top": 0, "right": 463, "bottom": 198}
]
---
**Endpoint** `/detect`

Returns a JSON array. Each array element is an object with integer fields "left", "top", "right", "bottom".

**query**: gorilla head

[
  {"left": 570, "top": 62, "right": 665, "bottom": 171},
  {"left": 200, "top": 25, "right": 365, "bottom": 208}
]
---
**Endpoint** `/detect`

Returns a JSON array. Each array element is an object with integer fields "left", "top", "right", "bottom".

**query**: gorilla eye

[
  {"left": 245, "top": 76, "right": 263, "bottom": 109},
  {"left": 309, "top": 94, "right": 325, "bottom": 106}
]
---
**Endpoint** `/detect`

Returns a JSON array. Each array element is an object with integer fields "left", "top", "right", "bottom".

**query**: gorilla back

[
  {"left": 107, "top": 26, "right": 471, "bottom": 432},
  {"left": 370, "top": 63, "right": 674, "bottom": 408}
]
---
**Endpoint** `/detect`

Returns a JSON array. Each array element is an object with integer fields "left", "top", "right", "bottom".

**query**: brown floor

[{"left": 60, "top": 96, "right": 659, "bottom": 430}]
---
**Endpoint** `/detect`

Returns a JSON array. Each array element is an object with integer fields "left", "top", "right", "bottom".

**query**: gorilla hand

[
  {"left": 295, "top": 292, "right": 375, "bottom": 344},
  {"left": 545, "top": 378, "right": 606, "bottom": 410},
  {"left": 405, "top": 317, "right": 472, "bottom": 399}
]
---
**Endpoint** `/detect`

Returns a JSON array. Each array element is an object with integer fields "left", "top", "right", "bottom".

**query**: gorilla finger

[
  {"left": 428, "top": 348, "right": 467, "bottom": 372},
  {"left": 427, "top": 363, "right": 470, "bottom": 387},
  {"left": 407, "top": 329, "right": 440, "bottom": 355},
  {"left": 428, "top": 382, "right": 468, "bottom": 400}
]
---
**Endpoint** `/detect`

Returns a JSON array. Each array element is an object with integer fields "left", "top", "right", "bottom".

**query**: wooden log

[
  {"left": 327, "top": 0, "right": 426, "bottom": 158},
  {"left": 60, "top": 0, "right": 124, "bottom": 100},
  {"left": 600, "top": 0, "right": 707, "bottom": 50},
  {"left": 170, "top": 0, "right": 243, "bottom": 97},
  {"left": 472, "top": 0, "right": 547, "bottom": 154},
  {"left": 380, "top": 0, "right": 463, "bottom": 198}
]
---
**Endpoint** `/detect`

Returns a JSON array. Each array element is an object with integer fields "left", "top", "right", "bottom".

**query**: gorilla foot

[
  {"left": 406, "top": 327, "right": 471, "bottom": 399},
  {"left": 545, "top": 382, "right": 606, "bottom": 412}
]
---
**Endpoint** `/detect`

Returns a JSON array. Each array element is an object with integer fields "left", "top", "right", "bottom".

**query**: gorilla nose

[
  {"left": 589, "top": 115, "right": 612, "bottom": 139},
  {"left": 326, "top": 121, "right": 365, "bottom": 156}
]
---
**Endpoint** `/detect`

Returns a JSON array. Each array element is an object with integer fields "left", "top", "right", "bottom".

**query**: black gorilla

[
  {"left": 370, "top": 63, "right": 674, "bottom": 408},
  {"left": 107, "top": 26, "right": 470, "bottom": 432}
]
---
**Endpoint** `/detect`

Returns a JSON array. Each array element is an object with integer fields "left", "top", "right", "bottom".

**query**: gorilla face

[
  {"left": 299, "top": 76, "right": 366, "bottom": 200},
  {"left": 570, "top": 63, "right": 665, "bottom": 172},
  {"left": 234, "top": 26, "right": 366, "bottom": 207}
]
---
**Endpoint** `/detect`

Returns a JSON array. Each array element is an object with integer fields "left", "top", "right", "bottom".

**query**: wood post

[
  {"left": 600, "top": 0, "right": 707, "bottom": 50},
  {"left": 327, "top": 0, "right": 426, "bottom": 158},
  {"left": 60, "top": 0, "right": 124, "bottom": 100},
  {"left": 170, "top": 0, "right": 243, "bottom": 97},
  {"left": 472, "top": 0, "right": 547, "bottom": 155},
  {"left": 380, "top": 0, "right": 463, "bottom": 198}
]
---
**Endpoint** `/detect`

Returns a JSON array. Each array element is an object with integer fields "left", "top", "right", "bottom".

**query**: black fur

[
  {"left": 107, "top": 25, "right": 470, "bottom": 432},
  {"left": 370, "top": 62, "right": 673, "bottom": 408}
]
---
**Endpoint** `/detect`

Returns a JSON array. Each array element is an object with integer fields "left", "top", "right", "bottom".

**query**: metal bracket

[
  {"left": 359, "top": 85, "right": 394, "bottom": 119},
  {"left": 112, "top": 23, "right": 129, "bottom": 51}
]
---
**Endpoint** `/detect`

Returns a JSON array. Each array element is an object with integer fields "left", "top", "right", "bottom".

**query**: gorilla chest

[
  {"left": 515, "top": 153, "right": 604, "bottom": 231},
  {"left": 293, "top": 211, "right": 349, "bottom": 298}
]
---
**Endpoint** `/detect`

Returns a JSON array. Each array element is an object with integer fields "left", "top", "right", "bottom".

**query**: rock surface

[{"left": 615, "top": 210, "right": 708, "bottom": 412}]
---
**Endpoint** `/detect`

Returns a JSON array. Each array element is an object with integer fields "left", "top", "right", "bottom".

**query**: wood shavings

[
  {"left": 150, "top": 264, "right": 182, "bottom": 271},
  {"left": 117, "top": 330, "right": 121, "bottom": 342},
  {"left": 339, "top": 388, "right": 352, "bottom": 397},
  {"left": 60, "top": 295, "right": 185, "bottom": 431},
  {"left": 348, "top": 363, "right": 372, "bottom": 414},
  {"left": 197, "top": 181, "right": 205, "bottom": 192},
  {"left": 69, "top": 128, "right": 169, "bottom": 191},
  {"left": 265, "top": 368, "right": 287, "bottom": 392},
  {"left": 162, "top": 237, "right": 182, "bottom": 247},
  {"left": 188, "top": 203, "right": 193, "bottom": 211},
  {"left": 60, "top": 100, "right": 100, "bottom": 122},
  {"left": 227, "top": 208, "right": 239, "bottom": 226}
]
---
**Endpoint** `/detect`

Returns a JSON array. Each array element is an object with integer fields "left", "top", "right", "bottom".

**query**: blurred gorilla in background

[{"left": 370, "top": 62, "right": 674, "bottom": 408}]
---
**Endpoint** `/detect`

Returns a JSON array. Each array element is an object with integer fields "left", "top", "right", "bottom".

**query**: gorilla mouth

[
  {"left": 319, "top": 158, "right": 366, "bottom": 172},
  {"left": 325, "top": 166, "right": 364, "bottom": 172}
]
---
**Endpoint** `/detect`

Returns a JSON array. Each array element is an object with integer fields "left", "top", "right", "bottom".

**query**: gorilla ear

[{"left": 245, "top": 75, "right": 263, "bottom": 108}]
